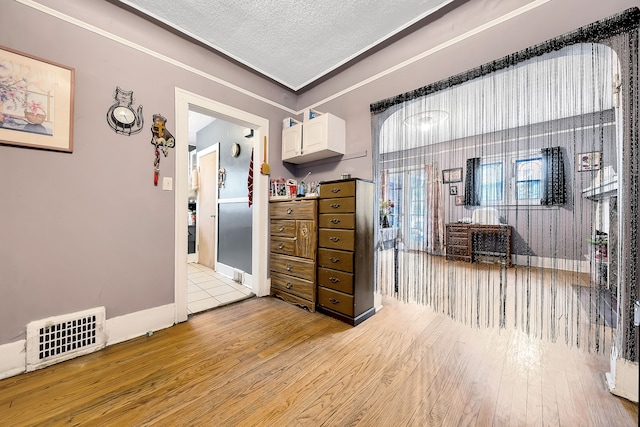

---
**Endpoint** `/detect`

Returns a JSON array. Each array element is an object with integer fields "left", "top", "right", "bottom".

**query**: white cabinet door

[
  {"left": 302, "top": 114, "right": 327, "bottom": 155},
  {"left": 282, "top": 122, "right": 302, "bottom": 161}
]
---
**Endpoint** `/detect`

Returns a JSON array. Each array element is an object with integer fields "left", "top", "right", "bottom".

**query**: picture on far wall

[
  {"left": 442, "top": 167, "right": 463, "bottom": 183},
  {"left": 455, "top": 195, "right": 464, "bottom": 206},
  {"left": 576, "top": 151, "right": 602, "bottom": 172},
  {"left": 449, "top": 185, "right": 458, "bottom": 196},
  {"left": 0, "top": 45, "right": 74, "bottom": 152}
]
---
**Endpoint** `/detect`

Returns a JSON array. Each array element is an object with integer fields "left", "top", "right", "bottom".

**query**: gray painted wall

[
  {"left": 0, "top": 0, "right": 637, "bottom": 345},
  {"left": 196, "top": 119, "right": 253, "bottom": 274},
  {"left": 380, "top": 111, "right": 618, "bottom": 261}
]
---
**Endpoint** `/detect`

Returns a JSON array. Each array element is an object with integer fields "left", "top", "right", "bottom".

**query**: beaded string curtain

[{"left": 371, "top": 9, "right": 638, "bottom": 359}]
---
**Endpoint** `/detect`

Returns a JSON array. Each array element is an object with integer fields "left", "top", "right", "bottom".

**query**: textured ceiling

[{"left": 116, "top": 0, "right": 455, "bottom": 91}]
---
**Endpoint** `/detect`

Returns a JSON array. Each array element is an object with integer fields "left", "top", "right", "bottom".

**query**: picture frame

[
  {"left": 576, "top": 151, "right": 601, "bottom": 172},
  {"left": 449, "top": 185, "right": 458, "bottom": 196},
  {"left": 0, "top": 45, "right": 74, "bottom": 152},
  {"left": 442, "top": 167, "right": 463, "bottom": 183},
  {"left": 455, "top": 195, "right": 464, "bottom": 206}
]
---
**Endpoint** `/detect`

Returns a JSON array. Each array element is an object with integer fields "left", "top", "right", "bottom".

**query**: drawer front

[
  {"left": 318, "top": 248, "right": 353, "bottom": 273},
  {"left": 447, "top": 236, "right": 468, "bottom": 247},
  {"left": 318, "top": 213, "right": 355, "bottom": 229},
  {"left": 271, "top": 220, "right": 295, "bottom": 237},
  {"left": 270, "top": 200, "right": 316, "bottom": 219},
  {"left": 271, "top": 272, "right": 314, "bottom": 301},
  {"left": 319, "top": 228, "right": 355, "bottom": 251},
  {"left": 318, "top": 267, "right": 353, "bottom": 294},
  {"left": 270, "top": 237, "right": 296, "bottom": 256},
  {"left": 446, "top": 225, "right": 468, "bottom": 234},
  {"left": 270, "top": 254, "right": 316, "bottom": 280},
  {"left": 447, "top": 245, "right": 470, "bottom": 256},
  {"left": 317, "top": 287, "right": 354, "bottom": 317},
  {"left": 319, "top": 197, "right": 355, "bottom": 214},
  {"left": 319, "top": 181, "right": 355, "bottom": 199}
]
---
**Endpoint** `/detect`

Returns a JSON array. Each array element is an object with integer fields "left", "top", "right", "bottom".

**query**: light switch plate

[{"left": 162, "top": 177, "right": 173, "bottom": 191}]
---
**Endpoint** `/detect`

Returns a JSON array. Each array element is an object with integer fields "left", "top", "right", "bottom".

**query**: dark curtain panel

[
  {"left": 464, "top": 157, "right": 481, "bottom": 206},
  {"left": 540, "top": 146, "right": 567, "bottom": 206}
]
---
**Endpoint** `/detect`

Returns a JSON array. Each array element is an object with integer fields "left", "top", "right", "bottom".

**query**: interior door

[{"left": 198, "top": 151, "right": 218, "bottom": 269}]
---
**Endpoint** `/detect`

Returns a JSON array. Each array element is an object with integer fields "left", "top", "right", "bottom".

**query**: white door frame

[{"left": 174, "top": 87, "right": 270, "bottom": 323}]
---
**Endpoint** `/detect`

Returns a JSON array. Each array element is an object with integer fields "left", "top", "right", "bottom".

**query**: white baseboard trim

[
  {"left": 215, "top": 262, "right": 235, "bottom": 281},
  {"left": 606, "top": 346, "right": 639, "bottom": 403},
  {"left": 216, "top": 262, "right": 258, "bottom": 295},
  {"left": 0, "top": 340, "right": 26, "bottom": 380},
  {"left": 374, "top": 292, "right": 384, "bottom": 312},
  {"left": 0, "top": 304, "right": 177, "bottom": 380},
  {"left": 513, "top": 255, "right": 589, "bottom": 274},
  {"left": 105, "top": 303, "right": 175, "bottom": 346}
]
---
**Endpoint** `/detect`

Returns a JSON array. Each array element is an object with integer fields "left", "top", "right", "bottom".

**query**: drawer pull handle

[
  {"left": 329, "top": 257, "right": 340, "bottom": 263},
  {"left": 286, "top": 264, "right": 293, "bottom": 271},
  {"left": 330, "top": 219, "right": 340, "bottom": 224},
  {"left": 331, "top": 188, "right": 341, "bottom": 193},
  {"left": 278, "top": 226, "right": 285, "bottom": 232},
  {"left": 329, "top": 277, "right": 340, "bottom": 283},
  {"left": 329, "top": 298, "right": 340, "bottom": 305},
  {"left": 330, "top": 203, "right": 341, "bottom": 209},
  {"left": 286, "top": 208, "right": 293, "bottom": 214},
  {"left": 285, "top": 282, "right": 292, "bottom": 289},
  {"left": 329, "top": 236, "right": 340, "bottom": 242},
  {"left": 278, "top": 243, "right": 285, "bottom": 249}
]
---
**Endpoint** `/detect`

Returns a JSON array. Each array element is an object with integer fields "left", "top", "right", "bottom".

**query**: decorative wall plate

[{"left": 231, "top": 142, "right": 241, "bottom": 157}]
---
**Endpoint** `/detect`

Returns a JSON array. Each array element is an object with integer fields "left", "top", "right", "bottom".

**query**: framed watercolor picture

[
  {"left": 442, "top": 167, "right": 463, "bottom": 183},
  {"left": 0, "top": 45, "right": 74, "bottom": 152}
]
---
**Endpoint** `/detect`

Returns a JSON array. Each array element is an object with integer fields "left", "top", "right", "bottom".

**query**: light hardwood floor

[{"left": 0, "top": 296, "right": 637, "bottom": 426}]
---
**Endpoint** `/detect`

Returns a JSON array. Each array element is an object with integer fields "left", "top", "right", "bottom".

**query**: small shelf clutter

[
  {"left": 282, "top": 109, "right": 345, "bottom": 164},
  {"left": 585, "top": 235, "right": 609, "bottom": 287},
  {"left": 581, "top": 171, "right": 617, "bottom": 291}
]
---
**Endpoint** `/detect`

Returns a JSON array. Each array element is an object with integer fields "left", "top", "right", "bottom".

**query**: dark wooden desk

[{"left": 446, "top": 223, "right": 512, "bottom": 266}]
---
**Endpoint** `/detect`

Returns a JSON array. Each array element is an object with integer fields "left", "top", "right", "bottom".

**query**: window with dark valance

[
  {"left": 540, "top": 146, "right": 567, "bottom": 206},
  {"left": 464, "top": 157, "right": 481, "bottom": 206},
  {"left": 463, "top": 147, "right": 566, "bottom": 207}
]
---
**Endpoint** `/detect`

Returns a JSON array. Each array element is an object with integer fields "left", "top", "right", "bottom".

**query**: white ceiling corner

[{"left": 117, "top": 0, "right": 455, "bottom": 91}]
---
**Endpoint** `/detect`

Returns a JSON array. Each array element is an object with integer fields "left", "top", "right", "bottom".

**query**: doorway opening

[{"left": 174, "top": 88, "right": 270, "bottom": 323}]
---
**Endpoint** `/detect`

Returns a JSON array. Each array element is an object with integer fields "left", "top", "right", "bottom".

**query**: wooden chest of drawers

[
  {"left": 445, "top": 223, "right": 512, "bottom": 266},
  {"left": 445, "top": 223, "right": 472, "bottom": 263},
  {"left": 269, "top": 198, "right": 318, "bottom": 311},
  {"left": 316, "top": 178, "right": 375, "bottom": 326}
]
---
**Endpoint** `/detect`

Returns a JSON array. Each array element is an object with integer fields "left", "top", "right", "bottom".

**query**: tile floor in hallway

[{"left": 187, "top": 263, "right": 254, "bottom": 315}]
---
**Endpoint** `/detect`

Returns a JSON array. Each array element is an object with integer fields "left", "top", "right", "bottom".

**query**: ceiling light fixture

[{"left": 403, "top": 110, "right": 449, "bottom": 130}]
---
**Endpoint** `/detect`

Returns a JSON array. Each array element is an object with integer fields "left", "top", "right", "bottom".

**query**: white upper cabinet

[
  {"left": 282, "top": 112, "right": 345, "bottom": 164},
  {"left": 282, "top": 121, "right": 303, "bottom": 160}
]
